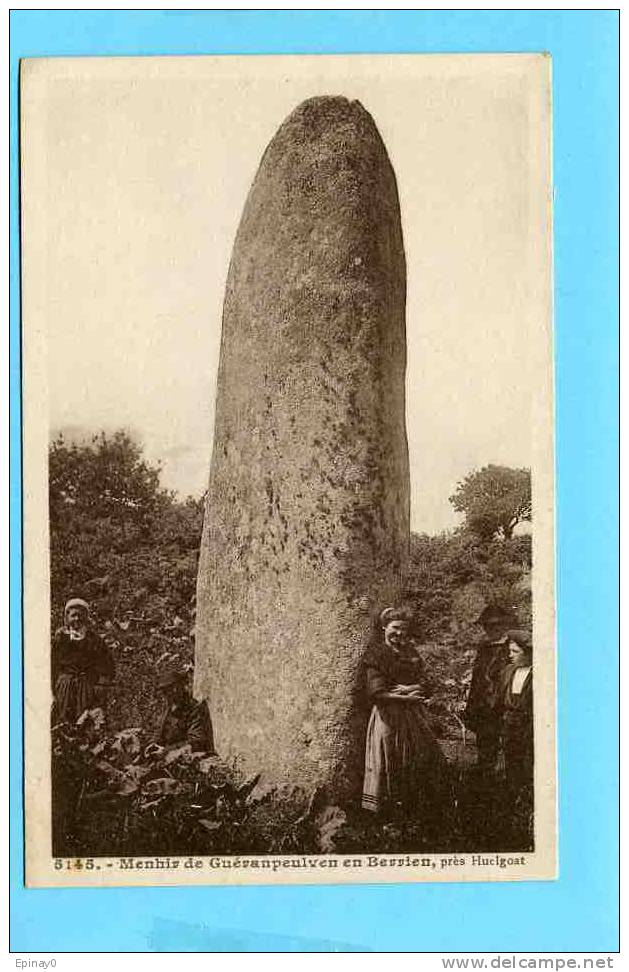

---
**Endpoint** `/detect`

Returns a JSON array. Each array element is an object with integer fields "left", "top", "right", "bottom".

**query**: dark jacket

[
  {"left": 156, "top": 696, "right": 215, "bottom": 753},
  {"left": 463, "top": 636, "right": 510, "bottom": 731},
  {"left": 51, "top": 627, "right": 114, "bottom": 690}
]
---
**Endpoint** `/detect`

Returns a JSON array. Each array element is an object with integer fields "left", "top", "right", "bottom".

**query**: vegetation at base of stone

[
  {"left": 53, "top": 711, "right": 532, "bottom": 857},
  {"left": 50, "top": 430, "right": 533, "bottom": 853},
  {"left": 52, "top": 711, "right": 310, "bottom": 858}
]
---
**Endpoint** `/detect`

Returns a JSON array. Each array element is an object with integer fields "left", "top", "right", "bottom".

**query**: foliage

[
  {"left": 49, "top": 434, "right": 534, "bottom": 856},
  {"left": 52, "top": 716, "right": 383, "bottom": 857},
  {"left": 52, "top": 711, "right": 306, "bottom": 857},
  {"left": 404, "top": 529, "right": 532, "bottom": 642},
  {"left": 449, "top": 465, "right": 532, "bottom": 540},
  {"left": 49, "top": 430, "right": 203, "bottom": 620},
  {"left": 52, "top": 714, "right": 441, "bottom": 857},
  {"left": 49, "top": 431, "right": 204, "bottom": 733},
  {"left": 52, "top": 712, "right": 531, "bottom": 857}
]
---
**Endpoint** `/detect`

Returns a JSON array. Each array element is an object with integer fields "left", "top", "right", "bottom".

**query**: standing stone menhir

[{"left": 196, "top": 96, "right": 410, "bottom": 800}]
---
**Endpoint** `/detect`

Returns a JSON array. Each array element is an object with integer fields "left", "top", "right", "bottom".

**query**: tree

[
  {"left": 49, "top": 430, "right": 207, "bottom": 734},
  {"left": 48, "top": 431, "right": 203, "bottom": 620},
  {"left": 449, "top": 465, "right": 531, "bottom": 540},
  {"left": 50, "top": 430, "right": 171, "bottom": 530}
]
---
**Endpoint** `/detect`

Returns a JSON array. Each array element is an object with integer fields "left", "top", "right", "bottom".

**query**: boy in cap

[
  {"left": 463, "top": 603, "right": 517, "bottom": 774},
  {"left": 153, "top": 670, "right": 216, "bottom": 754}
]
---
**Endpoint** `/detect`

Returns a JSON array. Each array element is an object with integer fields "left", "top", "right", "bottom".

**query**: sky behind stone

[{"left": 41, "top": 56, "right": 545, "bottom": 532}]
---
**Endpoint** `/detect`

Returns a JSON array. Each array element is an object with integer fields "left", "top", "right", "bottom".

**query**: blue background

[{"left": 9, "top": 10, "right": 619, "bottom": 953}]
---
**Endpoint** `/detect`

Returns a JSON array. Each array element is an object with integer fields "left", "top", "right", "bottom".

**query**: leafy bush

[
  {"left": 52, "top": 712, "right": 312, "bottom": 857},
  {"left": 404, "top": 530, "right": 532, "bottom": 642},
  {"left": 53, "top": 715, "right": 444, "bottom": 857}
]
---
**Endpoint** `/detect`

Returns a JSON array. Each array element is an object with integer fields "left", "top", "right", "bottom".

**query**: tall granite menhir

[{"left": 196, "top": 97, "right": 410, "bottom": 800}]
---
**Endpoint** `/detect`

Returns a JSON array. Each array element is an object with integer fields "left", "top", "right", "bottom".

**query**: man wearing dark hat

[
  {"left": 463, "top": 603, "right": 517, "bottom": 774},
  {"left": 154, "top": 670, "right": 216, "bottom": 754}
]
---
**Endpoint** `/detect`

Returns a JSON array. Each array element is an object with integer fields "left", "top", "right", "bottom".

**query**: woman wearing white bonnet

[{"left": 51, "top": 597, "right": 114, "bottom": 724}]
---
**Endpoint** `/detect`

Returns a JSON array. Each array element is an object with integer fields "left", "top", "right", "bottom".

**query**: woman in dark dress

[
  {"left": 362, "top": 607, "right": 449, "bottom": 819},
  {"left": 500, "top": 630, "right": 534, "bottom": 813},
  {"left": 51, "top": 597, "right": 115, "bottom": 724}
]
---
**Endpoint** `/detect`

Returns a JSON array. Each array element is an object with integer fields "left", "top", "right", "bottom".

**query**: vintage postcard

[{"left": 21, "top": 53, "right": 555, "bottom": 887}]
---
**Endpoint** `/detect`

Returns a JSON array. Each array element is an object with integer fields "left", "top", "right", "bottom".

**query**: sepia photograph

[{"left": 20, "top": 53, "right": 555, "bottom": 887}]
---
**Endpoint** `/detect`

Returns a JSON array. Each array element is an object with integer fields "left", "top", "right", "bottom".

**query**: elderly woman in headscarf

[
  {"left": 361, "top": 606, "right": 449, "bottom": 819},
  {"left": 51, "top": 597, "right": 115, "bottom": 724}
]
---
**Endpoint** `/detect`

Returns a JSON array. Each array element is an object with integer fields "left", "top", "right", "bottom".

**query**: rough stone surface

[{"left": 196, "top": 97, "right": 410, "bottom": 800}]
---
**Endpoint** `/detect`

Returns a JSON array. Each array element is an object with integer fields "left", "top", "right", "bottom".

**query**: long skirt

[
  {"left": 362, "top": 702, "right": 448, "bottom": 815},
  {"left": 53, "top": 673, "right": 98, "bottom": 725}
]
